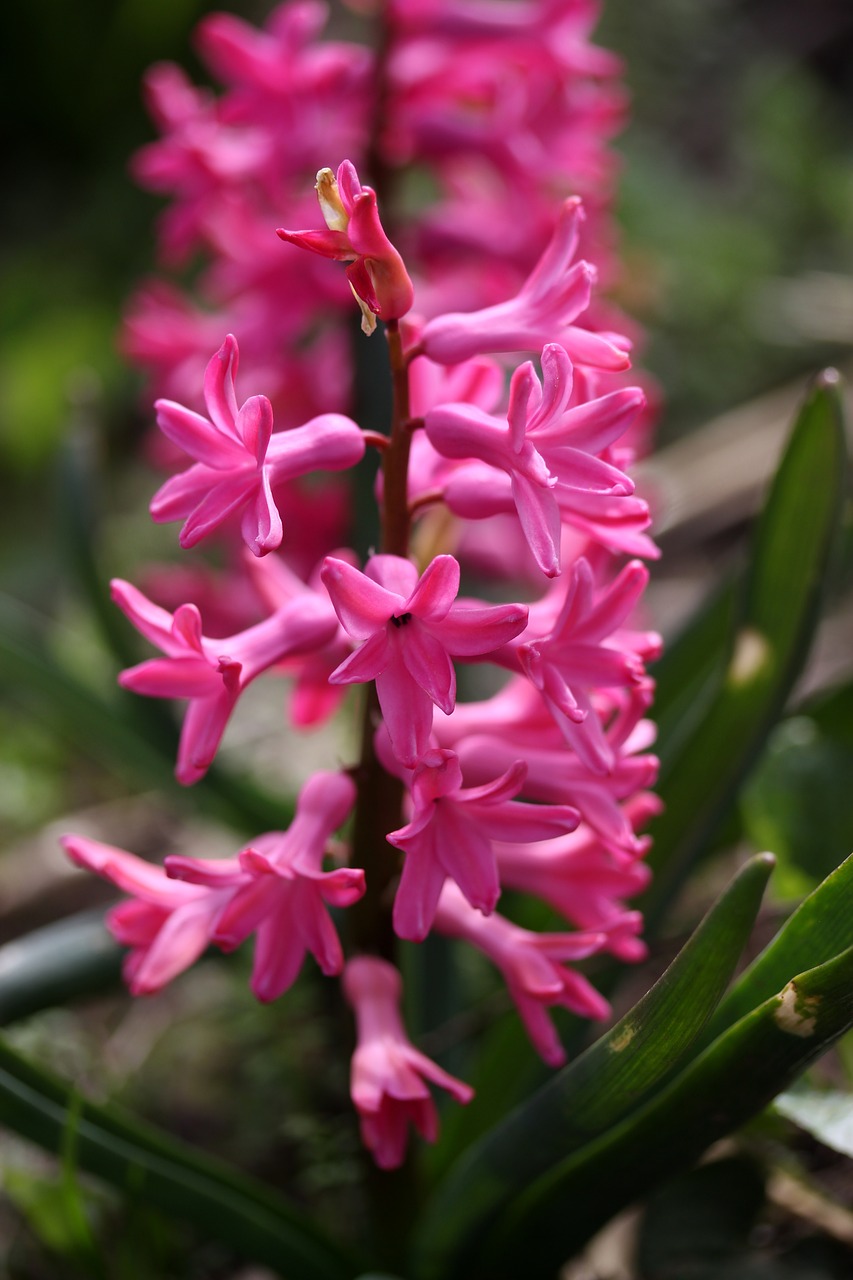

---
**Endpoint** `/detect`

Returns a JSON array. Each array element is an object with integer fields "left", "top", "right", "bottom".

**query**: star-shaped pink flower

[{"left": 321, "top": 553, "right": 528, "bottom": 764}]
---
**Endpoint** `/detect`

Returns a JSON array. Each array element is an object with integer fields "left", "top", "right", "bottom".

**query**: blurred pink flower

[
  {"left": 60, "top": 835, "right": 235, "bottom": 995},
  {"left": 168, "top": 771, "right": 362, "bottom": 999},
  {"left": 343, "top": 955, "right": 473, "bottom": 1169},
  {"left": 435, "top": 881, "right": 610, "bottom": 1065},
  {"left": 420, "top": 198, "right": 630, "bottom": 367}
]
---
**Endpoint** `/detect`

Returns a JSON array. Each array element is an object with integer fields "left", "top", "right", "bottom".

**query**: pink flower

[
  {"left": 277, "top": 161, "right": 414, "bottom": 333},
  {"left": 112, "top": 577, "right": 338, "bottom": 784},
  {"left": 516, "top": 557, "right": 662, "bottom": 770},
  {"left": 168, "top": 772, "right": 363, "bottom": 1000},
  {"left": 495, "top": 795, "right": 661, "bottom": 963},
  {"left": 419, "top": 198, "right": 630, "bottom": 367},
  {"left": 321, "top": 553, "right": 527, "bottom": 764},
  {"left": 425, "top": 343, "right": 641, "bottom": 576},
  {"left": 150, "top": 335, "right": 365, "bottom": 555},
  {"left": 388, "top": 748, "right": 578, "bottom": 941},
  {"left": 452, "top": 682, "right": 660, "bottom": 858},
  {"left": 343, "top": 956, "right": 473, "bottom": 1169},
  {"left": 60, "top": 835, "right": 235, "bottom": 995},
  {"left": 435, "top": 882, "right": 610, "bottom": 1066}
]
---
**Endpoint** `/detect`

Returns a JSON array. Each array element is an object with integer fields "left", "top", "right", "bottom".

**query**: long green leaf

[
  {"left": 0, "top": 1036, "right": 356, "bottom": 1280},
  {"left": 478, "top": 944, "right": 853, "bottom": 1279},
  {"left": 0, "top": 912, "right": 124, "bottom": 1025},
  {"left": 703, "top": 851, "right": 853, "bottom": 1043},
  {"left": 413, "top": 854, "right": 774, "bottom": 1279},
  {"left": 644, "top": 373, "right": 847, "bottom": 922}
]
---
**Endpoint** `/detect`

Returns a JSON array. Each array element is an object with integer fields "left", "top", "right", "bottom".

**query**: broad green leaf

[
  {"left": 413, "top": 855, "right": 773, "bottom": 1278},
  {"left": 775, "top": 1085, "right": 853, "bottom": 1159},
  {"left": 645, "top": 373, "right": 847, "bottom": 923},
  {"left": 478, "top": 943, "right": 853, "bottom": 1279},
  {"left": 704, "top": 852, "right": 853, "bottom": 1042},
  {"left": 0, "top": 1036, "right": 355, "bottom": 1280},
  {"left": 0, "top": 912, "right": 124, "bottom": 1025}
]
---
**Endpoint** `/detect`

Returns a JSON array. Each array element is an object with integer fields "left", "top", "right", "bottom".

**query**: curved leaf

[
  {"left": 0, "top": 911, "right": 124, "bottom": 1025},
  {"left": 703, "top": 851, "right": 853, "bottom": 1043},
  {"left": 482, "top": 943, "right": 853, "bottom": 1278},
  {"left": 413, "top": 854, "right": 774, "bottom": 1279},
  {"left": 0, "top": 1036, "right": 356, "bottom": 1280},
  {"left": 645, "top": 373, "right": 847, "bottom": 923}
]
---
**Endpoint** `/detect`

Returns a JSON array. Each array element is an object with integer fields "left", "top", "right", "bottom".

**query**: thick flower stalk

[{"left": 65, "top": 0, "right": 660, "bottom": 1175}]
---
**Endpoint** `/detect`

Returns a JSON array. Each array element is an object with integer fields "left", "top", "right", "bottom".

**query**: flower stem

[{"left": 346, "top": 319, "right": 413, "bottom": 959}]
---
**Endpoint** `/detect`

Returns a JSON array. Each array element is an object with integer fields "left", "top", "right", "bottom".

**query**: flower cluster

[{"left": 65, "top": 0, "right": 660, "bottom": 1172}]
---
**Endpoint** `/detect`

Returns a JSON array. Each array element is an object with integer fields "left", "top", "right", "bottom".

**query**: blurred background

[{"left": 1, "top": 0, "right": 853, "bottom": 1274}]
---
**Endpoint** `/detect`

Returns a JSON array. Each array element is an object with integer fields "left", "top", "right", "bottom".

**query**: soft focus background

[{"left": 1, "top": 1, "right": 853, "bottom": 1275}]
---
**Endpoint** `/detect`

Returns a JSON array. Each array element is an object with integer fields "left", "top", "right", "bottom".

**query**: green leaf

[
  {"left": 741, "top": 715, "right": 853, "bottom": 891},
  {"left": 0, "top": 911, "right": 124, "bottom": 1025},
  {"left": 479, "top": 943, "right": 853, "bottom": 1279},
  {"left": 704, "top": 852, "right": 853, "bottom": 1043},
  {"left": 413, "top": 854, "right": 774, "bottom": 1279},
  {"left": 0, "top": 1035, "right": 356, "bottom": 1280},
  {"left": 644, "top": 372, "right": 847, "bottom": 924},
  {"left": 775, "top": 1084, "right": 853, "bottom": 1159},
  {"left": 651, "top": 576, "right": 737, "bottom": 774}
]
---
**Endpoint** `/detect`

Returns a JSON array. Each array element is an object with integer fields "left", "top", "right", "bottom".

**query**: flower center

[{"left": 390, "top": 612, "right": 413, "bottom": 629}]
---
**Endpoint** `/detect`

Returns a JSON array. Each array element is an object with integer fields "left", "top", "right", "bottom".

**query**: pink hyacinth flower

[
  {"left": 496, "top": 794, "right": 660, "bottom": 964},
  {"left": 150, "top": 334, "right": 365, "bottom": 555},
  {"left": 343, "top": 955, "right": 473, "bottom": 1169},
  {"left": 277, "top": 161, "right": 414, "bottom": 334},
  {"left": 420, "top": 198, "right": 630, "bottom": 368},
  {"left": 517, "top": 556, "right": 662, "bottom": 771},
  {"left": 435, "top": 882, "right": 610, "bottom": 1066},
  {"left": 425, "top": 343, "right": 640, "bottom": 576},
  {"left": 388, "top": 748, "right": 579, "bottom": 941},
  {"left": 60, "top": 835, "right": 235, "bottom": 995},
  {"left": 112, "top": 577, "right": 338, "bottom": 784},
  {"left": 167, "top": 772, "right": 363, "bottom": 1000},
  {"left": 321, "top": 553, "right": 527, "bottom": 765}
]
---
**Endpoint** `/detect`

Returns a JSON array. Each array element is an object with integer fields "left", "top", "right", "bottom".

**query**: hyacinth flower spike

[
  {"left": 150, "top": 334, "right": 365, "bottom": 554},
  {"left": 388, "top": 748, "right": 580, "bottom": 941},
  {"left": 343, "top": 956, "right": 473, "bottom": 1170},
  {"left": 420, "top": 197, "right": 630, "bottom": 368},
  {"left": 166, "top": 771, "right": 363, "bottom": 1000},
  {"left": 321, "top": 552, "right": 528, "bottom": 765},
  {"left": 277, "top": 161, "right": 415, "bottom": 334},
  {"left": 112, "top": 577, "right": 338, "bottom": 784}
]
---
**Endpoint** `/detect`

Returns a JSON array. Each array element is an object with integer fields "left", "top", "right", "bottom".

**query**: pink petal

[
  {"left": 511, "top": 472, "right": 562, "bottom": 577},
  {"left": 400, "top": 625, "right": 456, "bottom": 714},
  {"left": 321, "top": 557, "right": 400, "bottom": 638},
  {"left": 240, "top": 467, "right": 283, "bottom": 556},
  {"left": 154, "top": 401, "right": 245, "bottom": 469},
  {"left": 437, "top": 602, "right": 528, "bottom": 655},
  {"left": 119, "top": 657, "right": 221, "bottom": 699},
  {"left": 236, "top": 394, "right": 273, "bottom": 462},
  {"left": 405, "top": 555, "right": 460, "bottom": 621},
  {"left": 203, "top": 336, "right": 241, "bottom": 441},
  {"left": 328, "top": 627, "right": 390, "bottom": 685}
]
